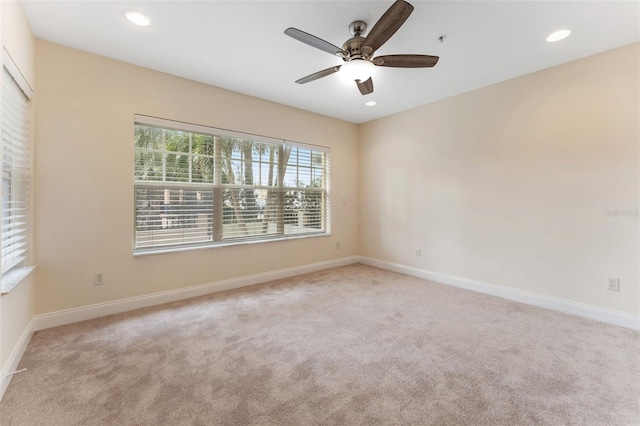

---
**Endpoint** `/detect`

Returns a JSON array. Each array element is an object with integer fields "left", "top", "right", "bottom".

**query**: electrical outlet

[
  {"left": 416, "top": 248, "right": 421, "bottom": 257},
  {"left": 94, "top": 272, "right": 105, "bottom": 286},
  {"left": 336, "top": 242, "right": 340, "bottom": 250},
  {"left": 606, "top": 277, "right": 619, "bottom": 291}
]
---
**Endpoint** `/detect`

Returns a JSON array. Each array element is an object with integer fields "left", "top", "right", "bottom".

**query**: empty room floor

[{"left": 1, "top": 264, "right": 638, "bottom": 425}]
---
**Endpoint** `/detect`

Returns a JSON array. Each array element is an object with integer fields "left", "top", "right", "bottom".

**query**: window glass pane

[
  {"left": 297, "top": 167, "right": 311, "bottom": 187},
  {"left": 135, "top": 186, "right": 213, "bottom": 249},
  {"left": 134, "top": 150, "right": 163, "bottom": 181},
  {"left": 289, "top": 146, "right": 298, "bottom": 162},
  {"left": 165, "top": 153, "right": 190, "bottom": 182},
  {"left": 134, "top": 125, "right": 163, "bottom": 150},
  {"left": 221, "top": 187, "right": 270, "bottom": 240},
  {"left": 191, "top": 155, "right": 214, "bottom": 184},
  {"left": 298, "top": 149, "right": 311, "bottom": 167},
  {"left": 193, "top": 134, "right": 214, "bottom": 155},
  {"left": 229, "top": 160, "right": 243, "bottom": 184},
  {"left": 284, "top": 189, "right": 325, "bottom": 234},
  {"left": 261, "top": 145, "right": 278, "bottom": 187},
  {"left": 165, "top": 130, "right": 190, "bottom": 153},
  {"left": 283, "top": 165, "right": 297, "bottom": 187}
]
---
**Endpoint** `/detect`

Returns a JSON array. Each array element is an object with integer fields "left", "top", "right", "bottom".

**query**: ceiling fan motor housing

[
  {"left": 343, "top": 21, "right": 370, "bottom": 60},
  {"left": 342, "top": 36, "right": 368, "bottom": 60}
]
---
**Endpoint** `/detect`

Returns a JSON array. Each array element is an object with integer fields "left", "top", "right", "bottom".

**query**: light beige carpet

[{"left": 1, "top": 264, "right": 639, "bottom": 425}]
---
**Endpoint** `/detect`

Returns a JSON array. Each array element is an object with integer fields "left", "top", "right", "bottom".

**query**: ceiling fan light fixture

[
  {"left": 546, "top": 29, "right": 571, "bottom": 42},
  {"left": 285, "top": 0, "right": 437, "bottom": 95},
  {"left": 340, "top": 59, "right": 375, "bottom": 83},
  {"left": 124, "top": 9, "right": 152, "bottom": 27}
]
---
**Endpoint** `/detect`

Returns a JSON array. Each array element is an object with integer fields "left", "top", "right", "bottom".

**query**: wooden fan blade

[
  {"left": 362, "top": 0, "right": 414, "bottom": 54},
  {"left": 357, "top": 77, "right": 374, "bottom": 95},
  {"left": 285, "top": 27, "right": 347, "bottom": 56},
  {"left": 372, "top": 54, "right": 439, "bottom": 68},
  {"left": 295, "top": 66, "right": 342, "bottom": 84}
]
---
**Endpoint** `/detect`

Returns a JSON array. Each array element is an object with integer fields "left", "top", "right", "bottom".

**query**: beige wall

[
  {"left": 34, "top": 41, "right": 359, "bottom": 315},
  {"left": 359, "top": 43, "right": 639, "bottom": 315},
  {"left": 1, "top": 1, "right": 36, "bottom": 367}
]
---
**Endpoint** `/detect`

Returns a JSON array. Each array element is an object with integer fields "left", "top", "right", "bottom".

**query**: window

[
  {"left": 1, "top": 50, "right": 33, "bottom": 292},
  {"left": 134, "top": 115, "right": 330, "bottom": 253}
]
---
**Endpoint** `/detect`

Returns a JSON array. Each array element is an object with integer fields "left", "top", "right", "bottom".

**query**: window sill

[
  {"left": 133, "top": 232, "right": 331, "bottom": 256},
  {"left": 1, "top": 266, "right": 36, "bottom": 295}
]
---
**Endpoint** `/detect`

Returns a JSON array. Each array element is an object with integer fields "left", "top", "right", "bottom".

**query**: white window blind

[
  {"left": 1, "top": 61, "right": 32, "bottom": 288},
  {"left": 134, "top": 115, "right": 330, "bottom": 253}
]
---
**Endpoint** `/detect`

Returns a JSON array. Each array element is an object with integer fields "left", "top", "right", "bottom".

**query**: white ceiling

[{"left": 22, "top": 1, "right": 640, "bottom": 124}]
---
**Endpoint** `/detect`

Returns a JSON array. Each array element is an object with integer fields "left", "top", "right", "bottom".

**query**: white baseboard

[
  {"left": 359, "top": 256, "right": 640, "bottom": 331},
  {"left": 32, "top": 256, "right": 359, "bottom": 332},
  {"left": 0, "top": 318, "right": 34, "bottom": 401}
]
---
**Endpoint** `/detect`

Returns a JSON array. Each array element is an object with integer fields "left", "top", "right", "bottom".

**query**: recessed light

[
  {"left": 365, "top": 101, "right": 376, "bottom": 106},
  {"left": 546, "top": 29, "right": 571, "bottom": 42},
  {"left": 124, "top": 10, "right": 152, "bottom": 27}
]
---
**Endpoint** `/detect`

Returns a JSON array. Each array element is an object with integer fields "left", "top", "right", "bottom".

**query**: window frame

[
  {"left": 133, "top": 115, "right": 331, "bottom": 255},
  {"left": 1, "top": 49, "right": 34, "bottom": 293}
]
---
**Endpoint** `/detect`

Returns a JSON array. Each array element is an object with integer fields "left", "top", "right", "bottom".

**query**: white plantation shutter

[
  {"left": 1, "top": 56, "right": 32, "bottom": 289},
  {"left": 134, "top": 115, "right": 330, "bottom": 253}
]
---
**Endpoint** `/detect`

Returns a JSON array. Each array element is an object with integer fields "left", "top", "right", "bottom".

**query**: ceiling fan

[{"left": 284, "top": 0, "right": 439, "bottom": 96}]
